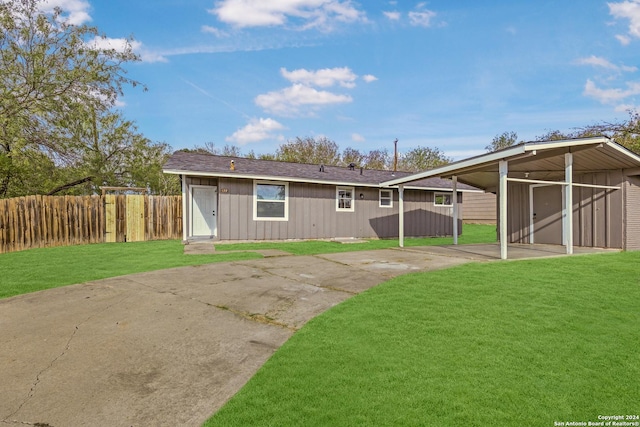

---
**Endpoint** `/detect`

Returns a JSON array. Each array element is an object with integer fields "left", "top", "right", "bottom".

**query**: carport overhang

[{"left": 380, "top": 136, "right": 640, "bottom": 259}]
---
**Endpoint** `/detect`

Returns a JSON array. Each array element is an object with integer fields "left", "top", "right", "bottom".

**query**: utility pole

[{"left": 393, "top": 138, "right": 398, "bottom": 172}]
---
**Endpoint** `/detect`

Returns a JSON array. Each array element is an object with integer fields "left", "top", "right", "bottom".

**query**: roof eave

[
  {"left": 163, "top": 168, "right": 456, "bottom": 190},
  {"left": 380, "top": 145, "right": 528, "bottom": 186}
]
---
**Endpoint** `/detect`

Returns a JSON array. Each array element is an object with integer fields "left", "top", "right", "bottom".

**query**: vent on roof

[
  {"left": 230, "top": 160, "right": 235, "bottom": 171},
  {"left": 319, "top": 164, "right": 325, "bottom": 172},
  {"left": 348, "top": 162, "right": 356, "bottom": 170}
]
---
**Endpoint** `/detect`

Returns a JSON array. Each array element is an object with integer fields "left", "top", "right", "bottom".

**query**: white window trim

[
  {"left": 379, "top": 189, "right": 393, "bottom": 208},
  {"left": 336, "top": 186, "right": 355, "bottom": 212},
  {"left": 434, "top": 192, "right": 453, "bottom": 207},
  {"left": 253, "top": 180, "right": 289, "bottom": 221}
]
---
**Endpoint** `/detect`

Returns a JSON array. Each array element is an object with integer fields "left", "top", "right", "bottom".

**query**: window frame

[
  {"left": 434, "top": 192, "right": 453, "bottom": 207},
  {"left": 379, "top": 189, "right": 393, "bottom": 208},
  {"left": 253, "top": 180, "right": 289, "bottom": 221},
  {"left": 336, "top": 186, "right": 355, "bottom": 212}
]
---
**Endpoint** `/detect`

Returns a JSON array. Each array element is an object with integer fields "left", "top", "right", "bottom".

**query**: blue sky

[{"left": 47, "top": 0, "right": 640, "bottom": 159}]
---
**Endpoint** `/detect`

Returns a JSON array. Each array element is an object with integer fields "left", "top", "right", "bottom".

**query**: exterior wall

[
  {"left": 573, "top": 171, "right": 624, "bottom": 249},
  {"left": 462, "top": 192, "right": 496, "bottom": 224},
  {"left": 212, "top": 177, "right": 461, "bottom": 240},
  {"left": 503, "top": 171, "right": 625, "bottom": 249},
  {"left": 624, "top": 175, "right": 640, "bottom": 251}
]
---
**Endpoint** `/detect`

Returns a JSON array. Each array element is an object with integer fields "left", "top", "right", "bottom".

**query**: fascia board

[
  {"left": 605, "top": 141, "right": 640, "bottom": 164},
  {"left": 523, "top": 137, "right": 609, "bottom": 151},
  {"left": 163, "top": 169, "right": 456, "bottom": 190}
]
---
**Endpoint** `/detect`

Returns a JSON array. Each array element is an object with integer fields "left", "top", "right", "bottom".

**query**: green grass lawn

[
  {"left": 215, "top": 223, "right": 496, "bottom": 255},
  {"left": 0, "top": 240, "right": 262, "bottom": 299},
  {"left": 206, "top": 252, "right": 640, "bottom": 426},
  {"left": 0, "top": 224, "right": 496, "bottom": 299}
]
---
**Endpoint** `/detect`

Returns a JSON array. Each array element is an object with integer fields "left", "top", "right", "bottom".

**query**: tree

[
  {"left": 486, "top": 131, "right": 519, "bottom": 152},
  {"left": 0, "top": 0, "right": 143, "bottom": 197},
  {"left": 275, "top": 136, "right": 340, "bottom": 165},
  {"left": 576, "top": 110, "right": 640, "bottom": 154},
  {"left": 397, "top": 146, "right": 451, "bottom": 172},
  {"left": 191, "top": 142, "right": 243, "bottom": 157},
  {"left": 363, "top": 148, "right": 390, "bottom": 170},
  {"left": 341, "top": 147, "right": 365, "bottom": 167}
]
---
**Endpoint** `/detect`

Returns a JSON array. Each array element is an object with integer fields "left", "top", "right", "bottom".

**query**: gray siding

[
  {"left": 625, "top": 175, "right": 640, "bottom": 251},
  {"left": 463, "top": 192, "right": 496, "bottom": 224},
  {"left": 504, "top": 171, "right": 625, "bottom": 249},
  {"left": 213, "top": 177, "right": 460, "bottom": 240}
]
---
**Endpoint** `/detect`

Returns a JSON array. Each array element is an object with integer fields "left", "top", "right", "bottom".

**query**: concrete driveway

[{"left": 0, "top": 244, "right": 614, "bottom": 426}]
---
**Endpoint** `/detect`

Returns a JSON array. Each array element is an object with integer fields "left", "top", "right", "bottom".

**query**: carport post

[
  {"left": 499, "top": 160, "right": 508, "bottom": 260},
  {"left": 399, "top": 184, "right": 405, "bottom": 248},
  {"left": 565, "top": 153, "right": 573, "bottom": 255},
  {"left": 452, "top": 176, "right": 458, "bottom": 245}
]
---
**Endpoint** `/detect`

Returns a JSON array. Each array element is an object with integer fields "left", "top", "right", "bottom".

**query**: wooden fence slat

[
  {"left": 0, "top": 195, "right": 183, "bottom": 253},
  {"left": 126, "top": 195, "right": 145, "bottom": 242}
]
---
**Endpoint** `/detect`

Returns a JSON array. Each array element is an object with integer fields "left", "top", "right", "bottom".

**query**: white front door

[{"left": 191, "top": 186, "right": 217, "bottom": 237}]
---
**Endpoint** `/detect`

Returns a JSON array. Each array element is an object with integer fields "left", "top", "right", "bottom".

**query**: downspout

[{"left": 181, "top": 174, "right": 188, "bottom": 243}]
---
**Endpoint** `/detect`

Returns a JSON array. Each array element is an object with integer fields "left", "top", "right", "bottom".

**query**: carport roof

[{"left": 381, "top": 136, "right": 640, "bottom": 190}]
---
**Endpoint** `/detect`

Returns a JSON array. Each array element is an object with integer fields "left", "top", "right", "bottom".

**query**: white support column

[
  {"left": 181, "top": 174, "right": 188, "bottom": 242},
  {"left": 499, "top": 160, "right": 508, "bottom": 260},
  {"left": 399, "top": 184, "right": 405, "bottom": 248},
  {"left": 565, "top": 152, "right": 573, "bottom": 255},
  {"left": 452, "top": 176, "right": 458, "bottom": 245}
]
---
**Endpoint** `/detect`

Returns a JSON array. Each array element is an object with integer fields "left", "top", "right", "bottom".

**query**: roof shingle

[{"left": 164, "top": 151, "right": 477, "bottom": 190}]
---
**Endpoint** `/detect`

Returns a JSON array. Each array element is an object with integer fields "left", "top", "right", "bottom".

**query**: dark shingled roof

[{"left": 164, "top": 151, "right": 477, "bottom": 191}]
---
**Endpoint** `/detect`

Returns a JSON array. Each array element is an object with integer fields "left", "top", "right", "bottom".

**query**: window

[
  {"left": 434, "top": 192, "right": 453, "bottom": 206},
  {"left": 336, "top": 186, "right": 355, "bottom": 212},
  {"left": 254, "top": 181, "right": 288, "bottom": 221},
  {"left": 379, "top": 189, "right": 393, "bottom": 208}
]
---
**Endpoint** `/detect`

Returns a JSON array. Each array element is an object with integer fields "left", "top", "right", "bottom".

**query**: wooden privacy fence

[{"left": 0, "top": 195, "right": 182, "bottom": 254}]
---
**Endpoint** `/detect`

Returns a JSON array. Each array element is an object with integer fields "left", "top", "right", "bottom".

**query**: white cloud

[
  {"left": 255, "top": 83, "right": 353, "bottom": 116},
  {"left": 201, "top": 25, "right": 230, "bottom": 37},
  {"left": 351, "top": 133, "right": 365, "bottom": 142},
  {"left": 615, "top": 103, "right": 637, "bottom": 112},
  {"left": 209, "top": 0, "right": 366, "bottom": 30},
  {"left": 616, "top": 34, "right": 632, "bottom": 44},
  {"left": 280, "top": 67, "right": 357, "bottom": 88},
  {"left": 576, "top": 55, "right": 638, "bottom": 72},
  {"left": 362, "top": 74, "right": 378, "bottom": 83},
  {"left": 583, "top": 78, "right": 640, "bottom": 104},
  {"left": 87, "top": 37, "right": 167, "bottom": 63},
  {"left": 226, "top": 118, "right": 285, "bottom": 145},
  {"left": 409, "top": 9, "right": 436, "bottom": 27},
  {"left": 609, "top": 0, "right": 640, "bottom": 42},
  {"left": 383, "top": 11, "right": 401, "bottom": 21},
  {"left": 406, "top": 2, "right": 439, "bottom": 27},
  {"left": 39, "top": 0, "right": 91, "bottom": 25}
]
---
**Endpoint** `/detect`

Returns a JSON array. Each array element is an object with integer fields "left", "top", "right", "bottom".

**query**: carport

[{"left": 382, "top": 137, "right": 640, "bottom": 259}]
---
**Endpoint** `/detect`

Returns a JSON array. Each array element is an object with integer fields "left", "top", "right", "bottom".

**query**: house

[
  {"left": 162, "top": 151, "right": 482, "bottom": 242},
  {"left": 382, "top": 136, "right": 640, "bottom": 258}
]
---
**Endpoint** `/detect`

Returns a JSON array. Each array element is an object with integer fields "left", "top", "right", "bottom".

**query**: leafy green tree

[
  {"left": 397, "top": 146, "right": 451, "bottom": 172},
  {"left": 0, "top": 0, "right": 143, "bottom": 197},
  {"left": 363, "top": 148, "right": 390, "bottom": 170},
  {"left": 190, "top": 142, "right": 243, "bottom": 157},
  {"left": 275, "top": 136, "right": 340, "bottom": 165},
  {"left": 341, "top": 147, "right": 366, "bottom": 167},
  {"left": 486, "top": 131, "right": 520, "bottom": 152}
]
